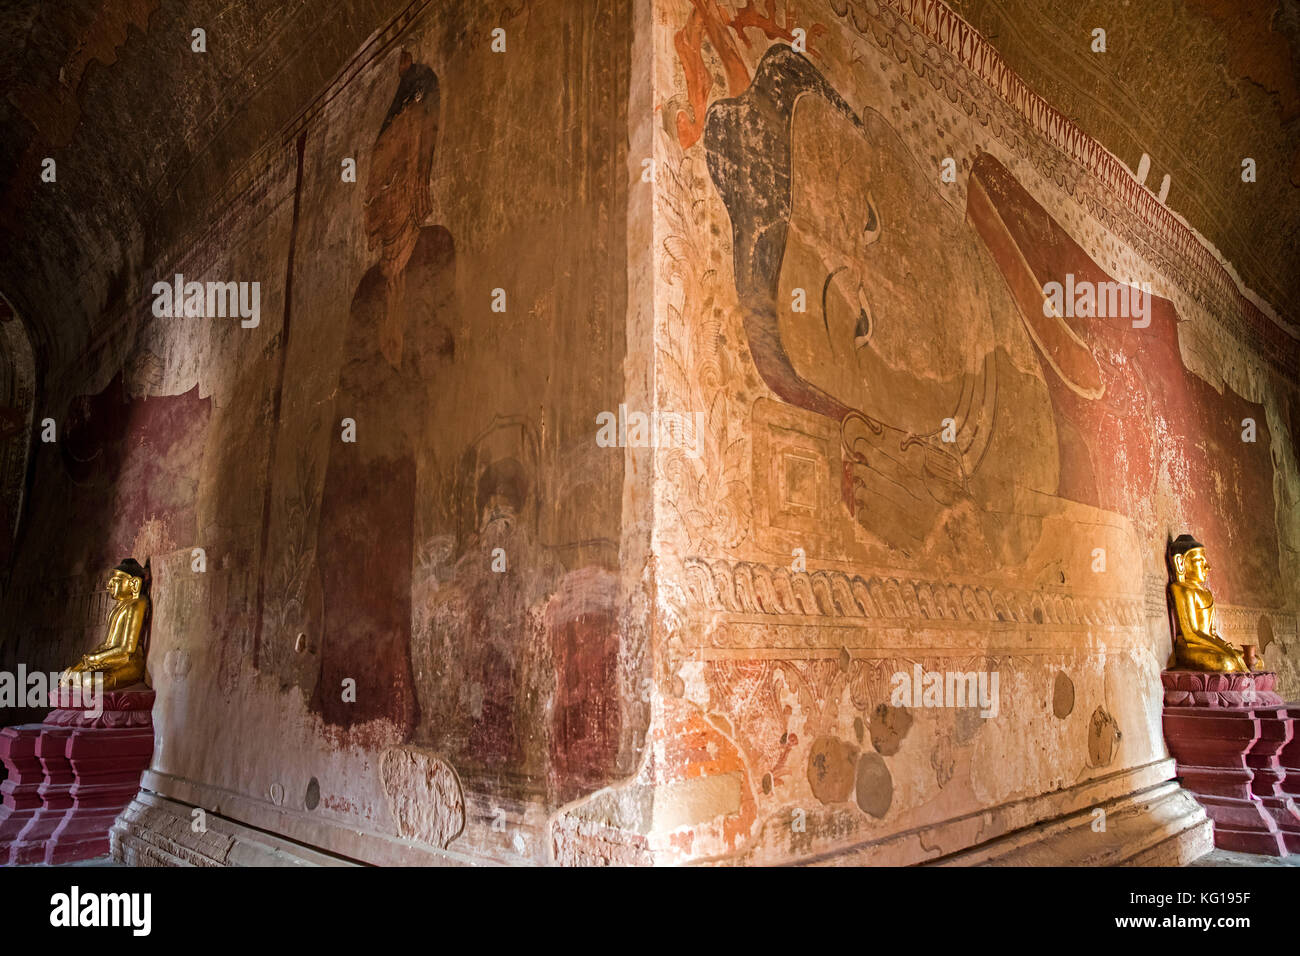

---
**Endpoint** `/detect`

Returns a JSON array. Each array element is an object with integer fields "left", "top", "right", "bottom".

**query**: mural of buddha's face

[
  {"left": 365, "top": 103, "right": 432, "bottom": 255},
  {"left": 779, "top": 95, "right": 998, "bottom": 435}
]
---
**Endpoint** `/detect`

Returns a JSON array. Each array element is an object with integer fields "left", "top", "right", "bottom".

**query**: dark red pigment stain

[
  {"left": 313, "top": 453, "right": 418, "bottom": 734},
  {"left": 551, "top": 601, "right": 621, "bottom": 801},
  {"left": 59, "top": 371, "right": 210, "bottom": 561},
  {"left": 970, "top": 153, "right": 1281, "bottom": 606}
]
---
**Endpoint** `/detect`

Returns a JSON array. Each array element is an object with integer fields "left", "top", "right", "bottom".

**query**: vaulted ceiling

[
  {"left": 0, "top": 0, "right": 410, "bottom": 375},
  {"left": 958, "top": 0, "right": 1300, "bottom": 327},
  {"left": 1, "top": 0, "right": 1298, "bottom": 381}
]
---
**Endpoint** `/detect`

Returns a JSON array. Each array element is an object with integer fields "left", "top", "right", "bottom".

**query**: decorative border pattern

[
  {"left": 684, "top": 557, "right": 1144, "bottom": 627},
  {"left": 1215, "top": 604, "right": 1300, "bottom": 643}
]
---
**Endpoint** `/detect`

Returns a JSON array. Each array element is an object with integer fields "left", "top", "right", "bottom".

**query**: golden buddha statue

[
  {"left": 1166, "top": 534, "right": 1253, "bottom": 672},
  {"left": 60, "top": 558, "right": 150, "bottom": 691}
]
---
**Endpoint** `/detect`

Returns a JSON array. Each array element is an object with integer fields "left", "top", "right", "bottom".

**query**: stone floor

[
  {"left": 1190, "top": 849, "right": 1300, "bottom": 867},
  {"left": 16, "top": 855, "right": 121, "bottom": 867}
]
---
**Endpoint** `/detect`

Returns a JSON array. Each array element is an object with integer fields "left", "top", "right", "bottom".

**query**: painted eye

[
  {"left": 862, "top": 192, "right": 881, "bottom": 243},
  {"left": 853, "top": 287, "right": 873, "bottom": 348},
  {"left": 854, "top": 310, "right": 871, "bottom": 347}
]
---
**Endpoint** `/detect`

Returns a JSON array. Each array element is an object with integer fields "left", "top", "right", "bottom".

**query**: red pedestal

[
  {"left": 0, "top": 688, "right": 155, "bottom": 866},
  {"left": 1162, "top": 670, "right": 1300, "bottom": 857},
  {"left": 0, "top": 726, "right": 46, "bottom": 851},
  {"left": 6, "top": 727, "right": 73, "bottom": 865},
  {"left": 1281, "top": 706, "right": 1300, "bottom": 800}
]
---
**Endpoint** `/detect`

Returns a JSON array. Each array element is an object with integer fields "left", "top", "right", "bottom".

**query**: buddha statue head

[
  {"left": 1169, "top": 533, "right": 1209, "bottom": 586},
  {"left": 108, "top": 558, "right": 148, "bottom": 603}
]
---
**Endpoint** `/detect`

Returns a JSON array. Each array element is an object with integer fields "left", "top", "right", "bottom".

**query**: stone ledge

[
  {"left": 929, "top": 781, "right": 1213, "bottom": 866},
  {"left": 111, "top": 790, "right": 360, "bottom": 867}
]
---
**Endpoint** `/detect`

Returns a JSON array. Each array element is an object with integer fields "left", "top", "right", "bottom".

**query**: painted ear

[
  {"left": 1172, "top": 554, "right": 1185, "bottom": 576},
  {"left": 399, "top": 50, "right": 413, "bottom": 74}
]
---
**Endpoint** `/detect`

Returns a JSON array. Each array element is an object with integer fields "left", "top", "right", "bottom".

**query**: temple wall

[
  {"left": 1, "top": 0, "right": 647, "bottom": 864},
  {"left": 1, "top": 0, "right": 1297, "bottom": 868},
  {"left": 597, "top": 0, "right": 1300, "bottom": 864}
]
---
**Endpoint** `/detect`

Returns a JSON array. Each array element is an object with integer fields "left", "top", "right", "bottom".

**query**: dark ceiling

[
  {"left": 0, "top": 0, "right": 410, "bottom": 375},
  {"left": 958, "top": 0, "right": 1300, "bottom": 329}
]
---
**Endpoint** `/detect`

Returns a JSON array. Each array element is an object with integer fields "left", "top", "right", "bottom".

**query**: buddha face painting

[
  {"left": 703, "top": 46, "right": 1042, "bottom": 550},
  {"left": 781, "top": 95, "right": 997, "bottom": 436},
  {"left": 705, "top": 45, "right": 1003, "bottom": 436},
  {"left": 364, "top": 53, "right": 437, "bottom": 265}
]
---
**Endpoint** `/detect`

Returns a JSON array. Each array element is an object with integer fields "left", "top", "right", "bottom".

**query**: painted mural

[
  {"left": 3, "top": 0, "right": 640, "bottom": 864},
  {"left": 244, "top": 0, "right": 638, "bottom": 836},
  {"left": 309, "top": 52, "right": 455, "bottom": 735},
  {"left": 1, "top": 0, "right": 1297, "bottom": 867},
  {"left": 583, "top": 0, "right": 1300, "bottom": 865}
]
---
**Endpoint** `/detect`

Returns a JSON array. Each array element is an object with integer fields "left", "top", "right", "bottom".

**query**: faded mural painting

[
  {"left": 3, "top": 0, "right": 641, "bottom": 864},
  {"left": 613, "top": 0, "right": 1300, "bottom": 864},
  {"left": 243, "top": 0, "right": 640, "bottom": 845},
  {"left": 0, "top": 0, "right": 1297, "bottom": 867}
]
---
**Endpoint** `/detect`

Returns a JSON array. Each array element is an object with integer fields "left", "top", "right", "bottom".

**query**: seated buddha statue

[
  {"left": 1166, "top": 534, "right": 1253, "bottom": 672},
  {"left": 60, "top": 558, "right": 150, "bottom": 691}
]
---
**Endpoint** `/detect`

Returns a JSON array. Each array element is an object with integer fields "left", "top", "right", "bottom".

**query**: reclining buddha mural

[
  {"left": 694, "top": 41, "right": 1279, "bottom": 594},
  {"left": 629, "top": 0, "right": 1300, "bottom": 864}
]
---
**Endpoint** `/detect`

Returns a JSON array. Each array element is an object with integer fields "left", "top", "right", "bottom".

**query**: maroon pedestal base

[
  {"left": 1162, "top": 670, "right": 1300, "bottom": 857},
  {"left": 1281, "top": 706, "right": 1300, "bottom": 800},
  {"left": 0, "top": 726, "right": 46, "bottom": 853},
  {"left": 0, "top": 688, "right": 155, "bottom": 865}
]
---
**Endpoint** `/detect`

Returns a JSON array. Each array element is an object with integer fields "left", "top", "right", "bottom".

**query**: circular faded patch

[
  {"left": 855, "top": 751, "right": 893, "bottom": 818},
  {"left": 379, "top": 746, "right": 466, "bottom": 848},
  {"left": 954, "top": 705, "right": 985, "bottom": 744},
  {"left": 1087, "top": 706, "right": 1121, "bottom": 768},
  {"left": 1257, "top": 615, "right": 1275, "bottom": 659},
  {"left": 1053, "top": 671, "right": 1075, "bottom": 718},
  {"left": 163, "top": 648, "right": 191, "bottom": 681},
  {"left": 806, "top": 736, "right": 858, "bottom": 804},
  {"left": 931, "top": 739, "right": 956, "bottom": 789}
]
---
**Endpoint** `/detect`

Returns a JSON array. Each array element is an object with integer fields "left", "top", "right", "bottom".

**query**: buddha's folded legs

[{"left": 1176, "top": 634, "right": 1248, "bottom": 672}]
